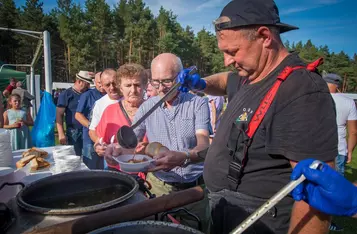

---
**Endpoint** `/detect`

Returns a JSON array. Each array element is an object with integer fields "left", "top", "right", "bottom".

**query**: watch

[{"left": 182, "top": 151, "right": 191, "bottom": 167}]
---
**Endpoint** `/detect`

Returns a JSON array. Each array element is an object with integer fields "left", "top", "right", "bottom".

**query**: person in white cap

[{"left": 56, "top": 71, "right": 92, "bottom": 156}]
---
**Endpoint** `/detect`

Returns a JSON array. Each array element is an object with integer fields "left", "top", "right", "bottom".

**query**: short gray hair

[
  {"left": 172, "top": 56, "right": 183, "bottom": 73},
  {"left": 240, "top": 26, "right": 281, "bottom": 41}
]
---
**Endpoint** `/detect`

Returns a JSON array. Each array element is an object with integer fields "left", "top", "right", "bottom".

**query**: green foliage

[
  {"left": 286, "top": 40, "right": 357, "bottom": 92},
  {"left": 1, "top": 0, "right": 356, "bottom": 91},
  {"left": 0, "top": 0, "right": 19, "bottom": 63}
]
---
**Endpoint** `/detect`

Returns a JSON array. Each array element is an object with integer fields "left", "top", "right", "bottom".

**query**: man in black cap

[{"left": 151, "top": 0, "right": 338, "bottom": 233}]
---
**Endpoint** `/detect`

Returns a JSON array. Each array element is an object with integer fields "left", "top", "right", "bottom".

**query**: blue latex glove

[
  {"left": 291, "top": 159, "right": 357, "bottom": 217},
  {"left": 177, "top": 66, "right": 206, "bottom": 92}
]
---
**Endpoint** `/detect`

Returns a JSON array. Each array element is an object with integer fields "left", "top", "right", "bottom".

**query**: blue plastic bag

[{"left": 31, "top": 91, "right": 56, "bottom": 147}]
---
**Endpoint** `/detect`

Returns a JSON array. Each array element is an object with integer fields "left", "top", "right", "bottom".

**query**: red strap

[
  {"left": 246, "top": 78, "right": 284, "bottom": 138},
  {"left": 307, "top": 57, "right": 323, "bottom": 72},
  {"left": 167, "top": 214, "right": 180, "bottom": 224},
  {"left": 245, "top": 58, "right": 323, "bottom": 138}
]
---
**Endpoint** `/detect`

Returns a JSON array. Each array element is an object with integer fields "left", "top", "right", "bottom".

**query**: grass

[{"left": 330, "top": 150, "right": 357, "bottom": 234}]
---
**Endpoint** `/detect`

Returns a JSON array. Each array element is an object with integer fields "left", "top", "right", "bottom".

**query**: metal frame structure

[{"left": 0, "top": 27, "right": 52, "bottom": 117}]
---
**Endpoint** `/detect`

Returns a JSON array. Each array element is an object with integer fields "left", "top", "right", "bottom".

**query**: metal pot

[
  {"left": 16, "top": 170, "right": 139, "bottom": 215},
  {"left": 89, "top": 221, "right": 204, "bottom": 234}
]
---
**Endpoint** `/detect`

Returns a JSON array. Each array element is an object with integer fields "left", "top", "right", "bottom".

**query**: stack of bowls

[{"left": 51, "top": 146, "right": 81, "bottom": 174}]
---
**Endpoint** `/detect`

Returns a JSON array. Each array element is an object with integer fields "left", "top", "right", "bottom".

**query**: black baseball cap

[{"left": 214, "top": 0, "right": 299, "bottom": 33}]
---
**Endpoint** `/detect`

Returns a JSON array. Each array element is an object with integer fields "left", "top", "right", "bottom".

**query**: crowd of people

[{"left": 2, "top": 0, "right": 357, "bottom": 233}]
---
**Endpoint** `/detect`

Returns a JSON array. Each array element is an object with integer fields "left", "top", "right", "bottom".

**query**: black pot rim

[
  {"left": 16, "top": 170, "right": 139, "bottom": 215},
  {"left": 88, "top": 221, "right": 204, "bottom": 234}
]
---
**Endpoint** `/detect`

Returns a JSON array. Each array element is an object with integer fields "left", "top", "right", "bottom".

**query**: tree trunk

[
  {"left": 139, "top": 46, "right": 142, "bottom": 64},
  {"left": 67, "top": 45, "right": 71, "bottom": 81},
  {"left": 129, "top": 31, "right": 133, "bottom": 63},
  {"left": 342, "top": 73, "right": 347, "bottom": 92}
]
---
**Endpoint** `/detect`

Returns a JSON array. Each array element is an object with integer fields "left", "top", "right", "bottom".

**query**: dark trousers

[
  {"left": 66, "top": 128, "right": 83, "bottom": 156},
  {"left": 209, "top": 189, "right": 293, "bottom": 234},
  {"left": 82, "top": 143, "right": 104, "bottom": 169}
]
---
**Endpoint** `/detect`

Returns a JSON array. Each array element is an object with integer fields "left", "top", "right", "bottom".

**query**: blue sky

[{"left": 16, "top": 0, "right": 357, "bottom": 57}]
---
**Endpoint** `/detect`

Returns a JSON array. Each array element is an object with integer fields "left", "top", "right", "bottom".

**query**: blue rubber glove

[
  {"left": 177, "top": 66, "right": 206, "bottom": 92},
  {"left": 291, "top": 159, "right": 357, "bottom": 217}
]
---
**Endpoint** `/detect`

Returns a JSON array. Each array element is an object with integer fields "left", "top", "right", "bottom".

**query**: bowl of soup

[{"left": 113, "top": 154, "right": 155, "bottom": 172}]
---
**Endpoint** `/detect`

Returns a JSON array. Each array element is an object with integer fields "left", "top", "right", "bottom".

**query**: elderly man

[
  {"left": 12, "top": 81, "right": 35, "bottom": 110},
  {"left": 156, "top": 1, "right": 338, "bottom": 234},
  {"left": 89, "top": 69, "right": 121, "bottom": 143},
  {"left": 132, "top": 53, "right": 210, "bottom": 230},
  {"left": 75, "top": 72, "right": 106, "bottom": 169},
  {"left": 56, "top": 71, "right": 92, "bottom": 156}
]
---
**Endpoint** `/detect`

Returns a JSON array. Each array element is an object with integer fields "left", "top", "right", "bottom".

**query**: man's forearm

[
  {"left": 75, "top": 112, "right": 89, "bottom": 128},
  {"left": 189, "top": 144, "right": 209, "bottom": 163},
  {"left": 348, "top": 134, "right": 357, "bottom": 157},
  {"left": 89, "top": 129, "right": 99, "bottom": 143},
  {"left": 56, "top": 122, "right": 65, "bottom": 136},
  {"left": 188, "top": 132, "right": 210, "bottom": 162},
  {"left": 56, "top": 115, "right": 65, "bottom": 136},
  {"left": 203, "top": 72, "right": 230, "bottom": 96},
  {"left": 288, "top": 200, "right": 330, "bottom": 234}
]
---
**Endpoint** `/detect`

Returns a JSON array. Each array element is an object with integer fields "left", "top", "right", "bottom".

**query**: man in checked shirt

[{"left": 131, "top": 53, "right": 210, "bottom": 230}]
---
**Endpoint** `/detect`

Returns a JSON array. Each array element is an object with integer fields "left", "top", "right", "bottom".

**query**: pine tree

[{"left": 0, "top": 0, "right": 19, "bottom": 63}]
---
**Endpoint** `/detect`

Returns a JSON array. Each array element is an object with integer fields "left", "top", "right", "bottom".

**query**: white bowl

[
  {"left": 54, "top": 155, "right": 81, "bottom": 172},
  {"left": 113, "top": 154, "right": 155, "bottom": 173},
  {"left": 53, "top": 145, "right": 76, "bottom": 160}
]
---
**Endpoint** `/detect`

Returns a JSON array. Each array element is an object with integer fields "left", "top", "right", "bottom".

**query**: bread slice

[
  {"left": 30, "top": 158, "right": 39, "bottom": 172},
  {"left": 22, "top": 147, "right": 48, "bottom": 158},
  {"left": 22, "top": 150, "right": 40, "bottom": 158},
  {"left": 32, "top": 147, "right": 48, "bottom": 158},
  {"left": 36, "top": 157, "right": 51, "bottom": 170},
  {"left": 16, "top": 155, "right": 37, "bottom": 168}
]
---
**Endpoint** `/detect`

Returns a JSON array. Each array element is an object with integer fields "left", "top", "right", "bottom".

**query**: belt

[{"left": 164, "top": 176, "right": 204, "bottom": 190}]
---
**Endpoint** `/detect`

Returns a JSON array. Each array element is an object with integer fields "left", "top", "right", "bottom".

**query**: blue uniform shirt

[
  {"left": 76, "top": 88, "right": 104, "bottom": 144},
  {"left": 57, "top": 87, "right": 84, "bottom": 129}
]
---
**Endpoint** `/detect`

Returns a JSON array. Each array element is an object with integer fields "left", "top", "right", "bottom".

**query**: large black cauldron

[
  {"left": 16, "top": 170, "right": 139, "bottom": 215},
  {"left": 89, "top": 221, "right": 204, "bottom": 234}
]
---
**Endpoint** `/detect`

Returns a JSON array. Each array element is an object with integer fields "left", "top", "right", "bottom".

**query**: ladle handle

[
  {"left": 131, "top": 67, "right": 197, "bottom": 129},
  {"left": 131, "top": 82, "right": 181, "bottom": 129},
  {"left": 230, "top": 160, "right": 323, "bottom": 234}
]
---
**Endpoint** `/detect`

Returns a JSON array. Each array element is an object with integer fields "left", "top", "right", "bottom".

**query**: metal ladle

[
  {"left": 117, "top": 67, "right": 197, "bottom": 149},
  {"left": 230, "top": 160, "right": 323, "bottom": 234}
]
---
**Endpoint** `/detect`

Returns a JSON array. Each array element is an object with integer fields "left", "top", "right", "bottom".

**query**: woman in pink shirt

[{"left": 94, "top": 63, "right": 148, "bottom": 171}]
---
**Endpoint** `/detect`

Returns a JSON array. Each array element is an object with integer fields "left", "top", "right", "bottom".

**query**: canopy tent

[{"left": 0, "top": 68, "right": 27, "bottom": 91}]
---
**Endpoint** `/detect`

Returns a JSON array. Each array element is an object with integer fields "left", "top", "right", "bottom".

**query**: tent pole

[
  {"left": 30, "top": 66, "right": 35, "bottom": 118},
  {"left": 43, "top": 31, "right": 52, "bottom": 93}
]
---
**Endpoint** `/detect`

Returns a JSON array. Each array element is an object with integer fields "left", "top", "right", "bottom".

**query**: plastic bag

[{"left": 31, "top": 91, "right": 56, "bottom": 147}]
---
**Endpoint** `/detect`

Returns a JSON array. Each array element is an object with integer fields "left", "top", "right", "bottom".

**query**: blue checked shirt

[{"left": 133, "top": 92, "right": 210, "bottom": 183}]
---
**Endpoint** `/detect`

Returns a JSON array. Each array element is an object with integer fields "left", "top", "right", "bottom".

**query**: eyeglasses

[{"left": 149, "top": 78, "right": 175, "bottom": 89}]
